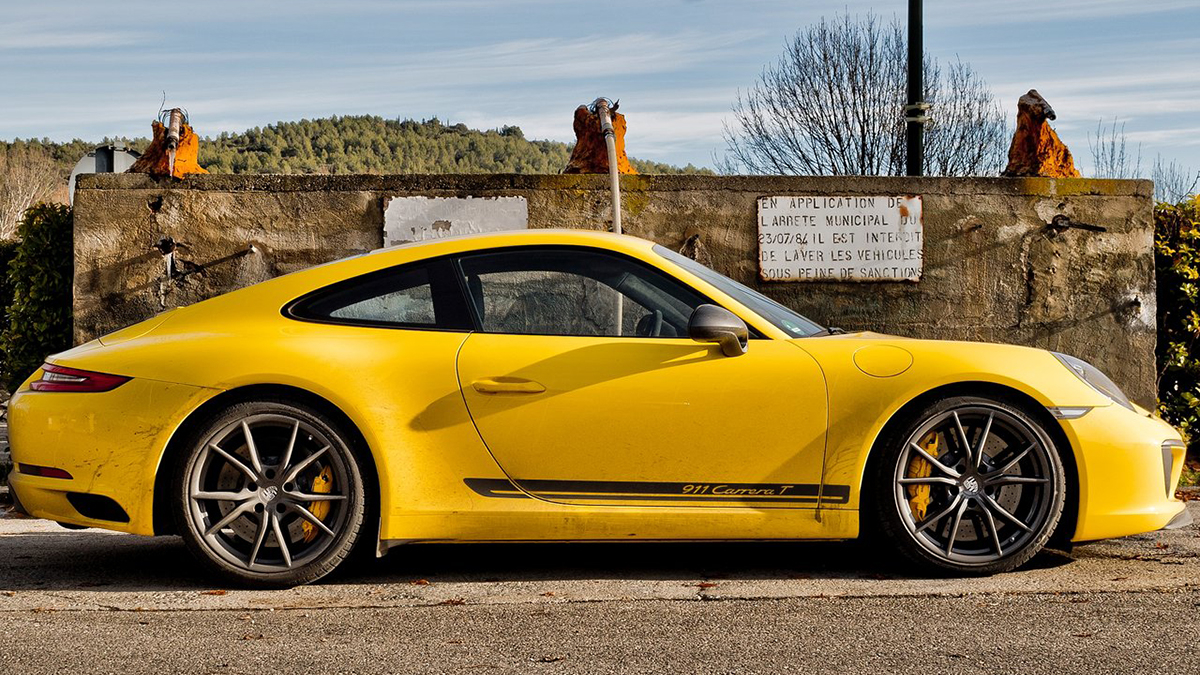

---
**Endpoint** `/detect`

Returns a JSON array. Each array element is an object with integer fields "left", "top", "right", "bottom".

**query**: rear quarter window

[{"left": 285, "top": 258, "right": 471, "bottom": 330}]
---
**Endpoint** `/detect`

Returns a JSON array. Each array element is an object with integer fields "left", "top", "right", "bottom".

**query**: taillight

[
  {"left": 30, "top": 363, "right": 131, "bottom": 393},
  {"left": 17, "top": 463, "right": 73, "bottom": 479}
]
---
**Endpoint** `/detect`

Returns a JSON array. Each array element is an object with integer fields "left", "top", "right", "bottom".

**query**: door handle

[{"left": 471, "top": 377, "right": 547, "bottom": 394}]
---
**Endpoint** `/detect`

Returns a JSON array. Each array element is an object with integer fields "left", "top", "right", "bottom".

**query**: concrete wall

[{"left": 73, "top": 173, "right": 1157, "bottom": 405}]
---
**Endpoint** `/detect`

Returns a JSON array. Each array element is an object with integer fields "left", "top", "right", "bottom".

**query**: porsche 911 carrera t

[{"left": 7, "top": 230, "right": 1190, "bottom": 587}]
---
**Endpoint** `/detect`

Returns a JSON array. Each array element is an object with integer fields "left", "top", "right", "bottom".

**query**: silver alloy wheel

[
  {"left": 185, "top": 413, "right": 353, "bottom": 573},
  {"left": 891, "top": 404, "right": 1058, "bottom": 566}
]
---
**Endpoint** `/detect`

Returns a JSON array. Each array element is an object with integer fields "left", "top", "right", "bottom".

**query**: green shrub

[
  {"left": 0, "top": 238, "right": 17, "bottom": 390},
  {"left": 1155, "top": 198, "right": 1200, "bottom": 468},
  {"left": 0, "top": 240, "right": 17, "bottom": 320},
  {"left": 0, "top": 203, "right": 73, "bottom": 391}
]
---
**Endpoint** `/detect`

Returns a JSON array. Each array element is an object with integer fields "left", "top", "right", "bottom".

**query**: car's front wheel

[
  {"left": 172, "top": 400, "right": 367, "bottom": 588},
  {"left": 868, "top": 395, "right": 1066, "bottom": 575}
]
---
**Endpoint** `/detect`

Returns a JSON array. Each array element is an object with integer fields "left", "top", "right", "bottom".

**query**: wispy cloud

[
  {"left": 1125, "top": 127, "right": 1200, "bottom": 146},
  {"left": 269, "top": 30, "right": 763, "bottom": 87},
  {"left": 0, "top": 27, "right": 146, "bottom": 50},
  {"left": 928, "top": 0, "right": 1200, "bottom": 26}
]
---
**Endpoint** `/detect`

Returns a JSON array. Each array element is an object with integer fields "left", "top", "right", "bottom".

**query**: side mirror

[{"left": 688, "top": 304, "right": 749, "bottom": 357}]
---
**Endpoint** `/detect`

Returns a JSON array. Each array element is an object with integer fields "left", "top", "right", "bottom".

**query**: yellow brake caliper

[
  {"left": 906, "top": 432, "right": 939, "bottom": 520},
  {"left": 302, "top": 465, "right": 334, "bottom": 543}
]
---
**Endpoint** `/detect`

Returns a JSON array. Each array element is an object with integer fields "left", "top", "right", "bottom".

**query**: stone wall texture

[{"left": 73, "top": 173, "right": 1157, "bottom": 406}]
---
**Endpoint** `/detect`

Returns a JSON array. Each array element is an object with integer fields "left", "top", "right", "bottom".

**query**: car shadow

[{"left": 0, "top": 521, "right": 1076, "bottom": 592}]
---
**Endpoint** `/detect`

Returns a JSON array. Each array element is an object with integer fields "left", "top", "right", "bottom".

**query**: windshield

[{"left": 653, "top": 245, "right": 825, "bottom": 338}]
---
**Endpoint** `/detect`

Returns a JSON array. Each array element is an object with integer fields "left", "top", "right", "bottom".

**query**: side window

[
  {"left": 288, "top": 259, "right": 470, "bottom": 330},
  {"left": 457, "top": 248, "right": 710, "bottom": 337}
]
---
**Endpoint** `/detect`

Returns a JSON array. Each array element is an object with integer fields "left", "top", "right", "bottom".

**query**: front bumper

[
  {"left": 1162, "top": 506, "right": 1193, "bottom": 530},
  {"left": 1059, "top": 403, "right": 1188, "bottom": 542},
  {"left": 7, "top": 376, "right": 215, "bottom": 535}
]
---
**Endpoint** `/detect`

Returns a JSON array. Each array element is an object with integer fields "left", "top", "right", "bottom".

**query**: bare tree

[
  {"left": 0, "top": 145, "right": 62, "bottom": 239},
  {"left": 720, "top": 12, "right": 1007, "bottom": 176},
  {"left": 1152, "top": 155, "right": 1199, "bottom": 204},
  {"left": 1089, "top": 118, "right": 1143, "bottom": 179},
  {"left": 1085, "top": 119, "right": 1198, "bottom": 203},
  {"left": 923, "top": 59, "right": 1008, "bottom": 177}
]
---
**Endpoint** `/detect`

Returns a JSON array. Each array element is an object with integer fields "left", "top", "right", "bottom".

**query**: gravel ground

[
  {"left": 1, "top": 501, "right": 1198, "bottom": 673},
  {"left": 0, "top": 591, "right": 1197, "bottom": 674}
]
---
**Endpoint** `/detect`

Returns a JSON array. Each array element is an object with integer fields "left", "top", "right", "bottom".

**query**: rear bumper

[
  {"left": 8, "top": 472, "right": 136, "bottom": 530},
  {"left": 8, "top": 477, "right": 29, "bottom": 516},
  {"left": 7, "top": 377, "right": 215, "bottom": 535},
  {"left": 1059, "top": 403, "right": 1188, "bottom": 542}
]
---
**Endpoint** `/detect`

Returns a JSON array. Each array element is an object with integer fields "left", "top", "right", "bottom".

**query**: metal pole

[
  {"left": 593, "top": 98, "right": 622, "bottom": 234},
  {"left": 593, "top": 98, "right": 624, "bottom": 334},
  {"left": 166, "top": 108, "right": 184, "bottom": 178},
  {"left": 904, "top": 0, "right": 927, "bottom": 177}
]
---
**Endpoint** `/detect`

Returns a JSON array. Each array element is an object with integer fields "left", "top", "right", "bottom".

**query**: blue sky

[{"left": 2, "top": 0, "right": 1197, "bottom": 175}]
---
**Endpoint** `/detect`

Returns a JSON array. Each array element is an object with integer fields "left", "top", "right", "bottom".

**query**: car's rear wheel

[
  {"left": 172, "top": 400, "right": 367, "bottom": 588},
  {"left": 868, "top": 395, "right": 1065, "bottom": 575}
]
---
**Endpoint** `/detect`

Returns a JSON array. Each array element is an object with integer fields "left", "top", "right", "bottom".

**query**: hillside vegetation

[{"left": 3, "top": 115, "right": 708, "bottom": 178}]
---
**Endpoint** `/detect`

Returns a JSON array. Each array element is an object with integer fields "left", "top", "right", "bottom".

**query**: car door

[{"left": 454, "top": 245, "right": 831, "bottom": 508}]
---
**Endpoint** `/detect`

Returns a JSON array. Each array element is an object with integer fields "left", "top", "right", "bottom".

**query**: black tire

[
  {"left": 866, "top": 395, "right": 1065, "bottom": 575},
  {"left": 171, "top": 399, "right": 367, "bottom": 588}
]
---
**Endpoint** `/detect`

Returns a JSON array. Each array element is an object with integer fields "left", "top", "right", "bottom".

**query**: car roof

[
  {"left": 171, "top": 229, "right": 663, "bottom": 316},
  {"left": 371, "top": 228, "right": 656, "bottom": 257}
]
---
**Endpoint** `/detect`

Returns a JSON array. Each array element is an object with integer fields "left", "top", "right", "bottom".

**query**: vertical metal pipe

[
  {"left": 594, "top": 98, "right": 622, "bottom": 234},
  {"left": 166, "top": 108, "right": 184, "bottom": 178},
  {"left": 593, "top": 98, "right": 624, "bottom": 334},
  {"left": 905, "top": 0, "right": 925, "bottom": 177}
]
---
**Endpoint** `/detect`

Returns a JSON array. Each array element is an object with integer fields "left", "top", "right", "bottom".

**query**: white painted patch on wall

[
  {"left": 383, "top": 196, "right": 528, "bottom": 247},
  {"left": 1124, "top": 288, "right": 1156, "bottom": 329}
]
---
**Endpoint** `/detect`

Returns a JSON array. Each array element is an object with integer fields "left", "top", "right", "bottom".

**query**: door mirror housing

[{"left": 688, "top": 304, "right": 749, "bottom": 356}]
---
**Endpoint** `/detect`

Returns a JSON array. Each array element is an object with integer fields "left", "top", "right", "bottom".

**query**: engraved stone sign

[
  {"left": 383, "top": 196, "right": 528, "bottom": 247},
  {"left": 757, "top": 195, "right": 923, "bottom": 282}
]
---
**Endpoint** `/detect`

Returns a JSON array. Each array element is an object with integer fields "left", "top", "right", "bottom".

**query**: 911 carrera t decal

[{"left": 464, "top": 478, "right": 850, "bottom": 504}]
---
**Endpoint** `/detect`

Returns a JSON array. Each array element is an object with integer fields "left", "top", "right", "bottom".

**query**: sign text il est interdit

[{"left": 757, "top": 195, "right": 924, "bottom": 282}]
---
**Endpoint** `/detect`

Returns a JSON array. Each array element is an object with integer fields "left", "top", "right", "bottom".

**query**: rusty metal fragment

[
  {"left": 563, "top": 102, "right": 637, "bottom": 175},
  {"left": 1002, "top": 90, "right": 1080, "bottom": 178},
  {"left": 128, "top": 109, "right": 209, "bottom": 179}
]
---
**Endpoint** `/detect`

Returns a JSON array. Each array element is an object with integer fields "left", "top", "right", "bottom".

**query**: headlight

[{"left": 1053, "top": 352, "right": 1134, "bottom": 411}]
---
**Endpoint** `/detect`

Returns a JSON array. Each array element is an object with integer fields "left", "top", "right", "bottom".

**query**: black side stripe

[
  {"left": 464, "top": 478, "right": 529, "bottom": 499},
  {"left": 464, "top": 478, "right": 851, "bottom": 504}
]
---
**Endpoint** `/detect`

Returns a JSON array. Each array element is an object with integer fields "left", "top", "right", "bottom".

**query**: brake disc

[{"left": 215, "top": 461, "right": 258, "bottom": 543}]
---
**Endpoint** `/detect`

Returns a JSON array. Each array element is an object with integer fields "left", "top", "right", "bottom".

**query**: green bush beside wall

[
  {"left": 0, "top": 203, "right": 73, "bottom": 391},
  {"left": 0, "top": 238, "right": 18, "bottom": 346},
  {"left": 1155, "top": 197, "right": 1200, "bottom": 477}
]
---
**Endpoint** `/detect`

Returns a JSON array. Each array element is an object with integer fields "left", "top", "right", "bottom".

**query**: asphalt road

[{"left": 1, "top": 502, "right": 1198, "bottom": 674}]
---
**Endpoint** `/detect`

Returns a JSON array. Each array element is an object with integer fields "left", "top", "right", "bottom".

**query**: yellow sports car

[{"left": 8, "top": 230, "right": 1190, "bottom": 587}]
